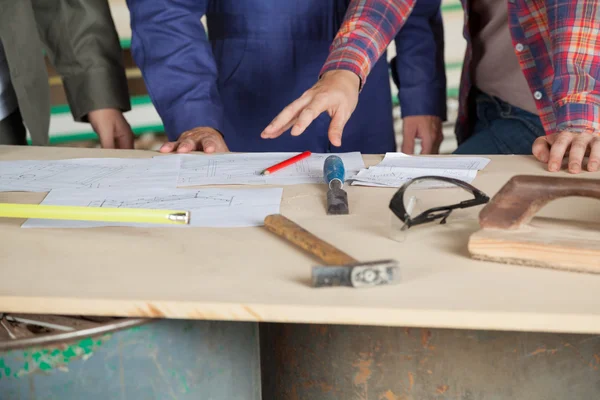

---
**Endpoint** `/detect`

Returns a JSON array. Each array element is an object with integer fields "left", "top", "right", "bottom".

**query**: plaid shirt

[{"left": 321, "top": 0, "right": 600, "bottom": 141}]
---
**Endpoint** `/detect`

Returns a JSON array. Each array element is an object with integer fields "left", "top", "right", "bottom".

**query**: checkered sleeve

[
  {"left": 320, "top": 0, "right": 416, "bottom": 88},
  {"left": 548, "top": 0, "right": 600, "bottom": 134}
]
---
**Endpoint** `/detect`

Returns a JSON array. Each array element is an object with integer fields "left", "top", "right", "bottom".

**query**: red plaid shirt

[{"left": 321, "top": 0, "right": 600, "bottom": 141}]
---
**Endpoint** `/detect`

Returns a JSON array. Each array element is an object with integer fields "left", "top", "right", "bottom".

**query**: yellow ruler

[{"left": 0, "top": 203, "right": 190, "bottom": 225}]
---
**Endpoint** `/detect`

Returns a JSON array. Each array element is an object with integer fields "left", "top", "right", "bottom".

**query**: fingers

[
  {"left": 547, "top": 132, "right": 572, "bottom": 172},
  {"left": 291, "top": 95, "right": 330, "bottom": 137},
  {"left": 328, "top": 110, "right": 350, "bottom": 147},
  {"left": 200, "top": 134, "right": 229, "bottom": 153},
  {"left": 587, "top": 137, "right": 600, "bottom": 172},
  {"left": 261, "top": 94, "right": 312, "bottom": 139},
  {"left": 176, "top": 138, "right": 199, "bottom": 153},
  {"left": 159, "top": 141, "right": 177, "bottom": 153},
  {"left": 532, "top": 136, "right": 551, "bottom": 163},
  {"left": 567, "top": 133, "right": 593, "bottom": 173},
  {"left": 159, "top": 138, "right": 197, "bottom": 154},
  {"left": 419, "top": 131, "right": 433, "bottom": 154},
  {"left": 401, "top": 122, "right": 417, "bottom": 154},
  {"left": 97, "top": 130, "right": 115, "bottom": 149},
  {"left": 115, "top": 127, "right": 135, "bottom": 150}
]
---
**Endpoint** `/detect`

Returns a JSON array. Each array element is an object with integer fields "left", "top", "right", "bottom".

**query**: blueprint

[
  {"left": 376, "top": 152, "right": 490, "bottom": 170},
  {"left": 350, "top": 153, "right": 489, "bottom": 188},
  {"left": 21, "top": 187, "right": 283, "bottom": 228},
  {"left": 172, "top": 152, "right": 366, "bottom": 186},
  {"left": 352, "top": 167, "right": 478, "bottom": 188},
  {"left": 0, "top": 157, "right": 180, "bottom": 192}
]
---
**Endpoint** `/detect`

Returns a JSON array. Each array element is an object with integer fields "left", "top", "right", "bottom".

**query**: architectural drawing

[
  {"left": 175, "top": 152, "right": 365, "bottom": 186},
  {"left": 22, "top": 187, "right": 283, "bottom": 228},
  {"left": 0, "top": 157, "right": 180, "bottom": 192}
]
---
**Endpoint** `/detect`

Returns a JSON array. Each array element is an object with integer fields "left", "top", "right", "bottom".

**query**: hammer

[{"left": 264, "top": 214, "right": 400, "bottom": 288}]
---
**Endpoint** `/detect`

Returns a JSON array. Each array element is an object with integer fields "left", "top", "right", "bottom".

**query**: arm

[
  {"left": 32, "top": 0, "right": 134, "bottom": 148},
  {"left": 391, "top": 0, "right": 447, "bottom": 154},
  {"left": 531, "top": 0, "right": 600, "bottom": 173},
  {"left": 126, "top": 0, "right": 227, "bottom": 153},
  {"left": 263, "top": 0, "right": 416, "bottom": 145},
  {"left": 392, "top": 1, "right": 446, "bottom": 120}
]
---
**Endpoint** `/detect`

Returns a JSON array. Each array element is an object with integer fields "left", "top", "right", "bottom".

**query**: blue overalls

[{"left": 128, "top": 0, "right": 445, "bottom": 153}]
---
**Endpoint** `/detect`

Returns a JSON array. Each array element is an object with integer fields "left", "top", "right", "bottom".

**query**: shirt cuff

[
  {"left": 320, "top": 47, "right": 369, "bottom": 90},
  {"left": 163, "top": 102, "right": 225, "bottom": 142},
  {"left": 62, "top": 66, "right": 131, "bottom": 123},
  {"left": 398, "top": 85, "right": 447, "bottom": 121},
  {"left": 555, "top": 102, "right": 600, "bottom": 135}
]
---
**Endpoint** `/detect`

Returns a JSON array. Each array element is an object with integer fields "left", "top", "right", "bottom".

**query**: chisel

[{"left": 323, "top": 155, "right": 349, "bottom": 215}]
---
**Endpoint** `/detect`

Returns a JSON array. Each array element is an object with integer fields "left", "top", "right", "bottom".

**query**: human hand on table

[
  {"left": 532, "top": 131, "right": 600, "bottom": 173},
  {"left": 401, "top": 115, "right": 443, "bottom": 155},
  {"left": 159, "top": 127, "right": 229, "bottom": 154},
  {"left": 88, "top": 108, "right": 134, "bottom": 149},
  {"left": 261, "top": 70, "right": 360, "bottom": 147}
]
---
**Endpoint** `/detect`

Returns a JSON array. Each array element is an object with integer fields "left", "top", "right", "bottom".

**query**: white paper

[
  {"left": 350, "top": 152, "right": 489, "bottom": 188},
  {"left": 352, "top": 167, "right": 478, "bottom": 188},
  {"left": 172, "top": 152, "right": 365, "bottom": 186},
  {"left": 376, "top": 152, "right": 490, "bottom": 170},
  {"left": 0, "top": 157, "right": 180, "bottom": 192},
  {"left": 22, "top": 187, "right": 283, "bottom": 228}
]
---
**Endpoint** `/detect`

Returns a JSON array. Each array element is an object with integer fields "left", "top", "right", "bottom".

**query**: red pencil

[{"left": 261, "top": 151, "right": 312, "bottom": 175}]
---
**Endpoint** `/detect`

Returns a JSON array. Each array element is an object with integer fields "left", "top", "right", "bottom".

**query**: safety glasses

[{"left": 389, "top": 176, "right": 490, "bottom": 230}]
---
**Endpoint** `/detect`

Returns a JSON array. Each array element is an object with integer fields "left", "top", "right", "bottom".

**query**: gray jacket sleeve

[{"left": 32, "top": 0, "right": 131, "bottom": 122}]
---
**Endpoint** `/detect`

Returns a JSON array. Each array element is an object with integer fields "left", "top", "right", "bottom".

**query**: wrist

[{"left": 321, "top": 70, "right": 360, "bottom": 93}]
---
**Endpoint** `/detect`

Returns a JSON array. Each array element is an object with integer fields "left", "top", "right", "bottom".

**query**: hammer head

[{"left": 312, "top": 259, "right": 400, "bottom": 288}]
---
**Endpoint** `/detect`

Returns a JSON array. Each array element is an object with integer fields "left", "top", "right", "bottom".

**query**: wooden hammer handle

[
  {"left": 479, "top": 175, "right": 600, "bottom": 230},
  {"left": 264, "top": 215, "right": 357, "bottom": 265}
]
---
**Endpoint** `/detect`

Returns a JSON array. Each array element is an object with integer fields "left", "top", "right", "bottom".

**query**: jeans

[{"left": 453, "top": 90, "right": 545, "bottom": 155}]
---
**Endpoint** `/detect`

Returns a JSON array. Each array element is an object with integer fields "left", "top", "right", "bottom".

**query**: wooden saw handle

[
  {"left": 264, "top": 215, "right": 357, "bottom": 265},
  {"left": 479, "top": 175, "right": 600, "bottom": 230}
]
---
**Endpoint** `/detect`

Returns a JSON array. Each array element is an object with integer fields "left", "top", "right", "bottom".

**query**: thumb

[
  {"left": 532, "top": 136, "right": 551, "bottom": 163},
  {"left": 328, "top": 111, "right": 349, "bottom": 147}
]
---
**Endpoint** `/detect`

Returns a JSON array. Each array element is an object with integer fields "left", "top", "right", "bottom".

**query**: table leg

[{"left": 260, "top": 323, "right": 600, "bottom": 400}]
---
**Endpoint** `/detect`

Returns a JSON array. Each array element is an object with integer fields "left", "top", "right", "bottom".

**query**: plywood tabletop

[{"left": 1, "top": 145, "right": 600, "bottom": 334}]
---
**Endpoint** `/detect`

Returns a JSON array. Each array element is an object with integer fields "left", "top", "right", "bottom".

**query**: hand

[
  {"left": 532, "top": 131, "right": 600, "bottom": 173},
  {"left": 401, "top": 115, "right": 443, "bottom": 154},
  {"left": 159, "top": 127, "right": 229, "bottom": 154},
  {"left": 261, "top": 70, "right": 360, "bottom": 147},
  {"left": 88, "top": 108, "right": 134, "bottom": 149}
]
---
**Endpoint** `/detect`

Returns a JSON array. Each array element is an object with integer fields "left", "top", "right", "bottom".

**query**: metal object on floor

[
  {"left": 260, "top": 323, "right": 600, "bottom": 400},
  {"left": 0, "top": 313, "right": 146, "bottom": 351},
  {"left": 1, "top": 318, "right": 261, "bottom": 400}
]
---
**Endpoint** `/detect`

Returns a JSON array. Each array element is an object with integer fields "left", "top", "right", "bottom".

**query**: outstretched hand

[{"left": 261, "top": 70, "right": 360, "bottom": 146}]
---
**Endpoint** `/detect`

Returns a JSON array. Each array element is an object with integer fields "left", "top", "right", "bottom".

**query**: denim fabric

[{"left": 453, "top": 90, "right": 545, "bottom": 155}]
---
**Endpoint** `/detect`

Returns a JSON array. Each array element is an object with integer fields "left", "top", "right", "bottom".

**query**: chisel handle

[
  {"left": 264, "top": 214, "right": 357, "bottom": 265},
  {"left": 324, "top": 155, "right": 345, "bottom": 188}
]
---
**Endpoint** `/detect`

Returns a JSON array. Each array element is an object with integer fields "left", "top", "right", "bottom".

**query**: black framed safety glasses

[{"left": 389, "top": 176, "right": 490, "bottom": 229}]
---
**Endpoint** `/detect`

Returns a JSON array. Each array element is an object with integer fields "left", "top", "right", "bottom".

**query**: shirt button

[
  {"left": 534, "top": 91, "right": 543, "bottom": 100},
  {"left": 515, "top": 43, "right": 524, "bottom": 52}
]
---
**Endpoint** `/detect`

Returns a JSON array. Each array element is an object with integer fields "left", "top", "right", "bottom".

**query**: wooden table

[{"left": 2, "top": 145, "right": 600, "bottom": 399}]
